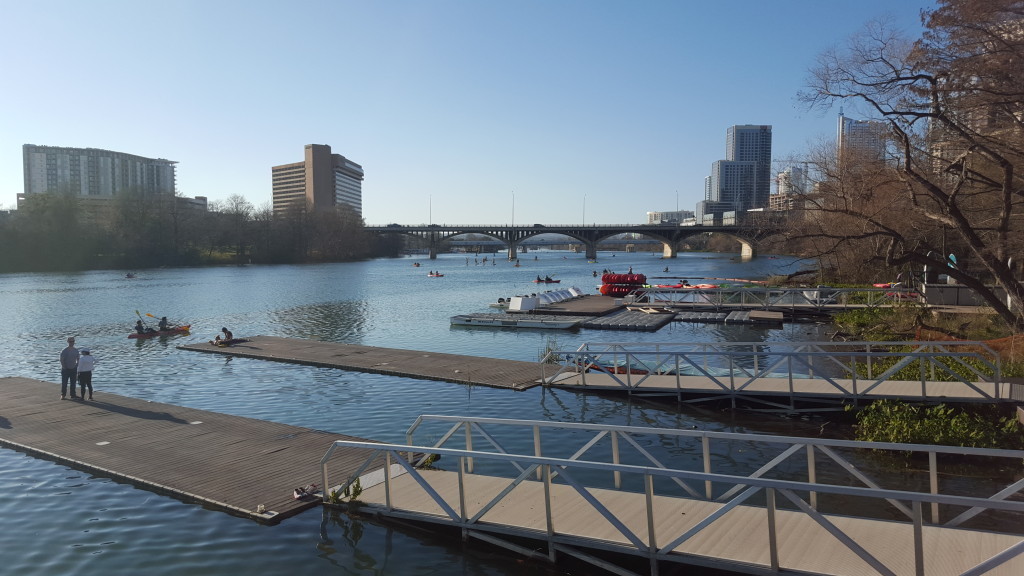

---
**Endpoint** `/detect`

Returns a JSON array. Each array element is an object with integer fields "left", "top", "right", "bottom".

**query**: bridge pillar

[
  {"left": 428, "top": 245, "right": 438, "bottom": 260},
  {"left": 507, "top": 241, "right": 518, "bottom": 261},
  {"left": 584, "top": 241, "right": 598, "bottom": 260},
  {"left": 739, "top": 241, "right": 755, "bottom": 260},
  {"left": 662, "top": 242, "right": 677, "bottom": 258}
]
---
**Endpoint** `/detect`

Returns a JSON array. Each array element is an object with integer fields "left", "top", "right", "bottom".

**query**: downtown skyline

[{"left": 0, "top": 0, "right": 929, "bottom": 225}]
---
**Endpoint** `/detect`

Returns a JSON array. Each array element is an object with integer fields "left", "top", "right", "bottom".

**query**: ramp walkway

[
  {"left": 323, "top": 415, "right": 1024, "bottom": 576},
  {"left": 541, "top": 341, "right": 1021, "bottom": 411}
]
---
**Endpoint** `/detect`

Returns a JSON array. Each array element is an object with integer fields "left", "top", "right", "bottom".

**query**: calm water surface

[{"left": 0, "top": 252, "right": 854, "bottom": 575}]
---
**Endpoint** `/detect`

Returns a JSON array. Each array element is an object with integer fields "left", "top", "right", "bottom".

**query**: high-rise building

[
  {"left": 703, "top": 125, "right": 772, "bottom": 214},
  {"left": 22, "top": 144, "right": 177, "bottom": 198},
  {"left": 646, "top": 210, "right": 694, "bottom": 224},
  {"left": 837, "top": 112, "right": 887, "bottom": 162},
  {"left": 272, "top": 144, "right": 364, "bottom": 216}
]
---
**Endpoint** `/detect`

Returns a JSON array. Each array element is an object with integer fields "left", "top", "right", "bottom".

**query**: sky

[{"left": 0, "top": 0, "right": 931, "bottom": 225}]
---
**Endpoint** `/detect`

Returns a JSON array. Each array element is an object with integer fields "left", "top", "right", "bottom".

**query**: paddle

[
  {"left": 146, "top": 313, "right": 184, "bottom": 330},
  {"left": 134, "top": 310, "right": 155, "bottom": 334}
]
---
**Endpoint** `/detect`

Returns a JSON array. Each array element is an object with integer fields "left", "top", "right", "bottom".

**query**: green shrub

[{"left": 852, "top": 400, "right": 1024, "bottom": 449}]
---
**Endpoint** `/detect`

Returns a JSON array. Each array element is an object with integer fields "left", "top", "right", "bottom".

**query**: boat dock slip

[
  {"left": 180, "top": 336, "right": 544, "bottom": 390},
  {"left": 0, "top": 377, "right": 373, "bottom": 524}
]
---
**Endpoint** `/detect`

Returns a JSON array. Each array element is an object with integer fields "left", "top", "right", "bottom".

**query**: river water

[{"left": 0, "top": 251, "right": 889, "bottom": 575}]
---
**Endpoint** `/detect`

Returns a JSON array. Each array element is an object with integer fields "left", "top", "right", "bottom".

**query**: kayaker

[
  {"left": 158, "top": 317, "right": 170, "bottom": 331},
  {"left": 135, "top": 320, "right": 155, "bottom": 334}
]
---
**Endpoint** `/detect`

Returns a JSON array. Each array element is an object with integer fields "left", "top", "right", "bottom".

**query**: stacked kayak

[{"left": 599, "top": 273, "right": 646, "bottom": 297}]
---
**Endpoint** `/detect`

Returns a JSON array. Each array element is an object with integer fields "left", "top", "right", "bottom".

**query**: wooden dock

[
  {"left": 0, "top": 377, "right": 375, "bottom": 523},
  {"left": 180, "top": 336, "right": 545, "bottom": 390}
]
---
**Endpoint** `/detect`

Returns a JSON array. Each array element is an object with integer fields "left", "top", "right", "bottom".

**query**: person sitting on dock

[{"left": 212, "top": 327, "right": 233, "bottom": 344}]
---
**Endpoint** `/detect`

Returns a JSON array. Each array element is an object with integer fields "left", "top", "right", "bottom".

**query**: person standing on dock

[
  {"left": 59, "top": 336, "right": 79, "bottom": 400},
  {"left": 77, "top": 348, "right": 96, "bottom": 400}
]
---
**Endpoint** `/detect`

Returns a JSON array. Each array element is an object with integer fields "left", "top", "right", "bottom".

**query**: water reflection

[{"left": 272, "top": 300, "right": 370, "bottom": 342}]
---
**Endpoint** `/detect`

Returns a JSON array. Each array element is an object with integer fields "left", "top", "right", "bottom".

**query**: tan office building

[{"left": 272, "top": 144, "right": 364, "bottom": 216}]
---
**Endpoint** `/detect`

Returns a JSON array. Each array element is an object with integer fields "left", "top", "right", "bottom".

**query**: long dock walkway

[
  {"left": 0, "top": 376, "right": 372, "bottom": 523},
  {"left": 180, "top": 336, "right": 544, "bottom": 390},
  {"left": 351, "top": 468, "right": 1024, "bottom": 576},
  {"left": 323, "top": 413, "right": 1024, "bottom": 576}
]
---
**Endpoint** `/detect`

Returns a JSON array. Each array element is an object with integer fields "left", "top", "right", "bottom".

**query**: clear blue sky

[{"left": 0, "top": 0, "right": 929, "bottom": 225}]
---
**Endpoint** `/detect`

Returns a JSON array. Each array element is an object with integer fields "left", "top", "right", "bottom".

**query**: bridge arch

[{"left": 366, "top": 222, "right": 778, "bottom": 260}]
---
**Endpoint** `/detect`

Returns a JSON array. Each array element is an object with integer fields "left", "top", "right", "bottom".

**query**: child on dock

[{"left": 77, "top": 348, "right": 96, "bottom": 400}]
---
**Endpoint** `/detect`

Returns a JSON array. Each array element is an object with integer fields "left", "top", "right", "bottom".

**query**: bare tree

[{"left": 798, "top": 0, "right": 1024, "bottom": 331}]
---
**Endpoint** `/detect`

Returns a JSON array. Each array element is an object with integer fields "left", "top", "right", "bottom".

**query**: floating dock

[
  {"left": 674, "top": 310, "right": 784, "bottom": 324},
  {"left": 581, "top": 309, "right": 676, "bottom": 331},
  {"left": 0, "top": 377, "right": 374, "bottom": 523},
  {"left": 180, "top": 336, "right": 544, "bottom": 390}
]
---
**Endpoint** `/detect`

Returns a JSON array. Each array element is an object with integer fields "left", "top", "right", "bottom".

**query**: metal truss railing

[
  {"left": 540, "top": 341, "right": 1003, "bottom": 406},
  {"left": 637, "top": 286, "right": 920, "bottom": 309},
  {"left": 322, "top": 416, "right": 1024, "bottom": 576}
]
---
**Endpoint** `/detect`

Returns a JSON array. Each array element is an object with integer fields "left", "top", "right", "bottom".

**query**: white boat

[{"left": 450, "top": 314, "right": 581, "bottom": 330}]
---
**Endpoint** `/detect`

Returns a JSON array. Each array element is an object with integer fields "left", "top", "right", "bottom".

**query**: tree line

[
  {"left": 0, "top": 191, "right": 402, "bottom": 272},
  {"left": 785, "top": 0, "right": 1024, "bottom": 332}
]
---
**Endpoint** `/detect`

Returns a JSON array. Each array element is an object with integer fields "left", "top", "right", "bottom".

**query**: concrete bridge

[{"left": 366, "top": 218, "right": 784, "bottom": 260}]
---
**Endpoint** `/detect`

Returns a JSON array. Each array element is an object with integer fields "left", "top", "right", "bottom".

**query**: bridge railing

[
  {"left": 638, "top": 286, "right": 920, "bottom": 309},
  {"left": 322, "top": 416, "right": 1024, "bottom": 575},
  {"left": 539, "top": 340, "right": 1003, "bottom": 402}
]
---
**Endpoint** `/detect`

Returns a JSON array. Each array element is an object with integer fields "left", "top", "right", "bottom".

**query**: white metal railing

[
  {"left": 636, "top": 286, "right": 921, "bottom": 309},
  {"left": 321, "top": 416, "right": 1024, "bottom": 575},
  {"left": 540, "top": 341, "right": 1004, "bottom": 405}
]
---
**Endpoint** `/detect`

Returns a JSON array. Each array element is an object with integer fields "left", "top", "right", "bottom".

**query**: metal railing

[
  {"left": 636, "top": 286, "right": 921, "bottom": 309},
  {"left": 322, "top": 416, "right": 1024, "bottom": 576},
  {"left": 540, "top": 341, "right": 1004, "bottom": 406}
]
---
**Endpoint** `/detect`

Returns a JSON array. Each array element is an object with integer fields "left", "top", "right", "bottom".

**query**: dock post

[
  {"left": 533, "top": 426, "right": 543, "bottom": 481},
  {"left": 465, "top": 422, "right": 474, "bottom": 474},
  {"left": 543, "top": 464, "right": 557, "bottom": 563},
  {"left": 645, "top": 473, "right": 659, "bottom": 575}
]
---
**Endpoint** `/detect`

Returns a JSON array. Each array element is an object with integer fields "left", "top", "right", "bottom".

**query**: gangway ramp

[
  {"left": 322, "top": 416, "right": 1024, "bottom": 576},
  {"left": 540, "top": 341, "right": 1020, "bottom": 411}
]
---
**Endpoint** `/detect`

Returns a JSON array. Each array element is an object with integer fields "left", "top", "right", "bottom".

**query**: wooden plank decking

[
  {"left": 347, "top": 469, "right": 1024, "bottom": 576},
  {"left": 0, "top": 377, "right": 373, "bottom": 524},
  {"left": 180, "top": 336, "right": 545, "bottom": 390}
]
